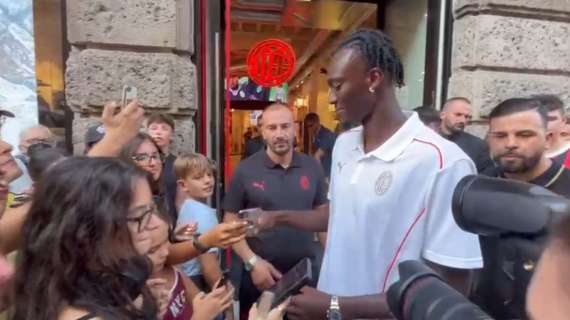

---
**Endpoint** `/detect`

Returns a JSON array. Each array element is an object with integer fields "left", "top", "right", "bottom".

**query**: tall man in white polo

[{"left": 257, "top": 29, "right": 482, "bottom": 319}]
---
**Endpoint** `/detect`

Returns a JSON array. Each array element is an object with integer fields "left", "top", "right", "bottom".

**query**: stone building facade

[
  {"left": 65, "top": 0, "right": 197, "bottom": 154},
  {"left": 448, "top": 0, "right": 570, "bottom": 130},
  {"left": 64, "top": 0, "right": 570, "bottom": 152}
]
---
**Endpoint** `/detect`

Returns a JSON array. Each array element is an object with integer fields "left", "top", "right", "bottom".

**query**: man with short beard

[
  {"left": 440, "top": 97, "right": 494, "bottom": 174},
  {"left": 475, "top": 97, "right": 570, "bottom": 319},
  {"left": 223, "top": 103, "right": 328, "bottom": 314},
  {"left": 488, "top": 98, "right": 570, "bottom": 195}
]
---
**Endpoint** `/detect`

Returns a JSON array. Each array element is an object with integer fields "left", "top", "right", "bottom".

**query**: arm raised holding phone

[
  {"left": 166, "top": 221, "right": 248, "bottom": 266},
  {"left": 88, "top": 100, "right": 145, "bottom": 158},
  {"left": 87, "top": 101, "right": 248, "bottom": 264}
]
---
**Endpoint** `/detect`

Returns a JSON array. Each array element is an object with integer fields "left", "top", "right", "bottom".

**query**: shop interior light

[{"left": 294, "top": 97, "right": 308, "bottom": 108}]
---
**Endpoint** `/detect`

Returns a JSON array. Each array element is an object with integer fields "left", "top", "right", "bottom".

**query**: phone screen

[
  {"left": 121, "top": 86, "right": 138, "bottom": 108},
  {"left": 268, "top": 258, "right": 312, "bottom": 308},
  {"left": 238, "top": 208, "right": 261, "bottom": 237}
]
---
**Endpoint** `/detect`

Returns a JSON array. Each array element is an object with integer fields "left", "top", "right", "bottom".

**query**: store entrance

[
  {"left": 202, "top": 0, "right": 439, "bottom": 187},
  {"left": 226, "top": 0, "right": 379, "bottom": 177}
]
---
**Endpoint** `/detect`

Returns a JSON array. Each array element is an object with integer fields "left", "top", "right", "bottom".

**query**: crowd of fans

[{"left": 0, "top": 28, "right": 569, "bottom": 320}]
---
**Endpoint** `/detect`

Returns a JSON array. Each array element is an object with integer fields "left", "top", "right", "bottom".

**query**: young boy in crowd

[
  {"left": 147, "top": 113, "right": 178, "bottom": 221},
  {"left": 147, "top": 218, "right": 234, "bottom": 320},
  {"left": 174, "top": 153, "right": 223, "bottom": 290}
]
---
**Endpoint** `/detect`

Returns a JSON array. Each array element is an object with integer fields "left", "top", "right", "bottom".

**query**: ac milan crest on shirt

[
  {"left": 300, "top": 175, "right": 310, "bottom": 191},
  {"left": 375, "top": 171, "right": 393, "bottom": 196}
]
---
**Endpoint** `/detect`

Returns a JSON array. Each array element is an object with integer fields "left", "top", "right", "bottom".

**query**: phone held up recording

[
  {"left": 238, "top": 208, "right": 262, "bottom": 237},
  {"left": 121, "top": 85, "right": 138, "bottom": 109}
]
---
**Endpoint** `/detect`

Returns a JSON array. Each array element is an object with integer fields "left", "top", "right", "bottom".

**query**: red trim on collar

[
  {"left": 412, "top": 139, "right": 444, "bottom": 169},
  {"left": 564, "top": 151, "right": 570, "bottom": 169}
]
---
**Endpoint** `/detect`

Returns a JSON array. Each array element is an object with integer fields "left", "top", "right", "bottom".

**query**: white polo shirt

[{"left": 317, "top": 112, "right": 483, "bottom": 296}]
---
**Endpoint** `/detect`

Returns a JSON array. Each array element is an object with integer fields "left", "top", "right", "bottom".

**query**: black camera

[
  {"left": 387, "top": 175, "right": 570, "bottom": 320},
  {"left": 387, "top": 260, "right": 492, "bottom": 320}
]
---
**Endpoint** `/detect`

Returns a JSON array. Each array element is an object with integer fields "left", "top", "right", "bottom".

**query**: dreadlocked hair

[{"left": 336, "top": 29, "right": 405, "bottom": 88}]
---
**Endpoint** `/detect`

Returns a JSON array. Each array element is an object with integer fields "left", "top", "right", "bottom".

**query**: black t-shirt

[
  {"left": 527, "top": 160, "right": 570, "bottom": 197},
  {"left": 551, "top": 147, "right": 570, "bottom": 167},
  {"left": 161, "top": 153, "right": 178, "bottom": 223},
  {"left": 243, "top": 136, "right": 264, "bottom": 159},
  {"left": 223, "top": 150, "right": 328, "bottom": 274},
  {"left": 313, "top": 126, "right": 336, "bottom": 178},
  {"left": 475, "top": 161, "right": 570, "bottom": 318},
  {"left": 445, "top": 131, "right": 495, "bottom": 175}
]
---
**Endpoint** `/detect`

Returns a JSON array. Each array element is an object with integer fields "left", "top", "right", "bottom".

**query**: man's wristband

[
  {"left": 327, "top": 296, "right": 342, "bottom": 320},
  {"left": 244, "top": 255, "right": 259, "bottom": 271},
  {"left": 192, "top": 234, "right": 210, "bottom": 254}
]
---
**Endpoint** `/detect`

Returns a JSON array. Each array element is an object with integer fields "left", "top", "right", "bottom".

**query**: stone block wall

[
  {"left": 71, "top": 116, "right": 195, "bottom": 156},
  {"left": 65, "top": 0, "right": 196, "bottom": 154},
  {"left": 449, "top": 0, "right": 570, "bottom": 118}
]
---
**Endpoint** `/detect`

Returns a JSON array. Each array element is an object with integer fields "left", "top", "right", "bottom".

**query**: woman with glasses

[
  {"left": 11, "top": 157, "right": 165, "bottom": 320},
  {"left": 120, "top": 133, "right": 166, "bottom": 205},
  {"left": 119, "top": 133, "right": 247, "bottom": 266},
  {"left": 89, "top": 103, "right": 246, "bottom": 268}
]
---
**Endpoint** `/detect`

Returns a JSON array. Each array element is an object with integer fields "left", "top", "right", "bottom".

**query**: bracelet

[
  {"left": 327, "top": 296, "right": 342, "bottom": 320},
  {"left": 245, "top": 255, "right": 259, "bottom": 272}
]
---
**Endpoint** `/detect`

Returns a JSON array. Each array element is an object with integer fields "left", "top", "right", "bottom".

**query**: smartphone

[
  {"left": 121, "top": 85, "right": 138, "bottom": 108},
  {"left": 238, "top": 208, "right": 262, "bottom": 237},
  {"left": 216, "top": 269, "right": 230, "bottom": 289},
  {"left": 268, "top": 258, "right": 312, "bottom": 308}
]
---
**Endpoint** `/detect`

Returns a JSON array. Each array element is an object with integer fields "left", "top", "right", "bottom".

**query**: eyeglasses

[
  {"left": 131, "top": 153, "right": 163, "bottom": 164},
  {"left": 25, "top": 138, "right": 51, "bottom": 145},
  {"left": 127, "top": 204, "right": 158, "bottom": 233}
]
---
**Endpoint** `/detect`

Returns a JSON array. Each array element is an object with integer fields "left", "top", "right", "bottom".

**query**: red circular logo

[
  {"left": 300, "top": 176, "right": 310, "bottom": 191},
  {"left": 247, "top": 39, "right": 296, "bottom": 87}
]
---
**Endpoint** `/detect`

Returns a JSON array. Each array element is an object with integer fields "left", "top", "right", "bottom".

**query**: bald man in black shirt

[
  {"left": 440, "top": 97, "right": 495, "bottom": 175},
  {"left": 223, "top": 104, "right": 328, "bottom": 314}
]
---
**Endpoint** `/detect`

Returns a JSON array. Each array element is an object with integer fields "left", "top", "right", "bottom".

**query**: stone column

[
  {"left": 65, "top": 0, "right": 197, "bottom": 155},
  {"left": 448, "top": 0, "right": 570, "bottom": 124}
]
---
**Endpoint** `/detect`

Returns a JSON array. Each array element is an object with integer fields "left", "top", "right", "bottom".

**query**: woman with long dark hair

[
  {"left": 89, "top": 102, "right": 246, "bottom": 266},
  {"left": 11, "top": 157, "right": 164, "bottom": 320},
  {"left": 119, "top": 133, "right": 189, "bottom": 241}
]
